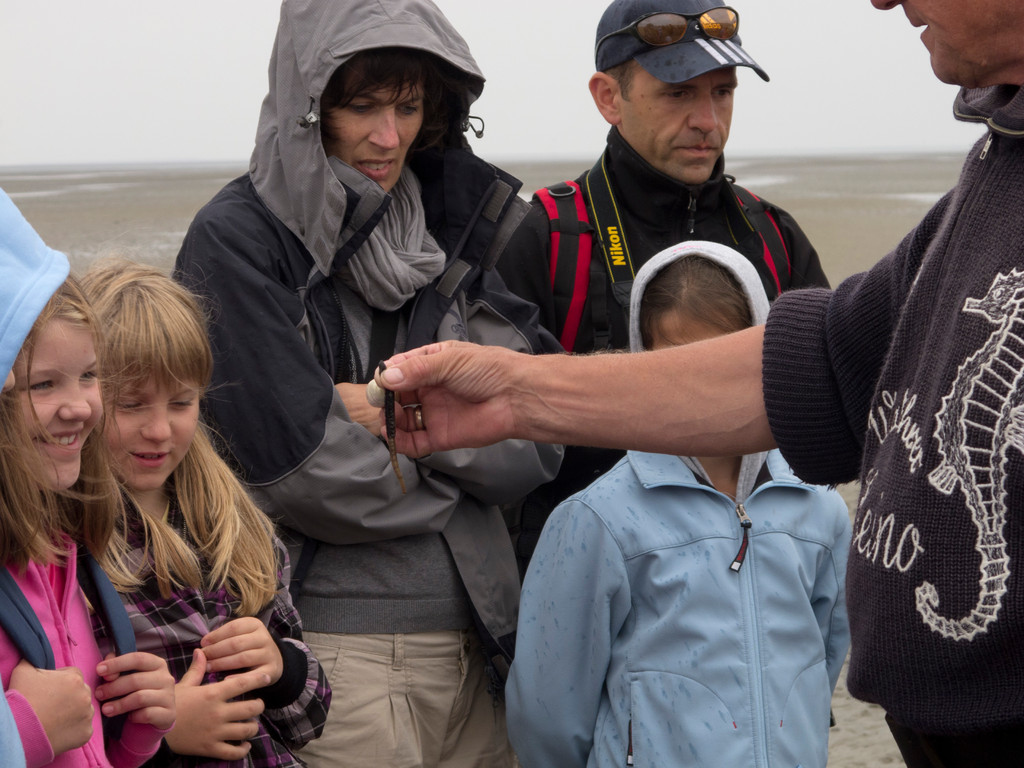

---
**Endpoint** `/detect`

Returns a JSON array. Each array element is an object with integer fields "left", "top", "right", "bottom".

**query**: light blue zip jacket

[
  {"left": 507, "top": 242, "right": 851, "bottom": 768},
  {"left": 507, "top": 451, "right": 851, "bottom": 768}
]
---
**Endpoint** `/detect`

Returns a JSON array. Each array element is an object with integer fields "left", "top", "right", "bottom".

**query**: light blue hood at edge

[{"left": 0, "top": 188, "right": 69, "bottom": 380}]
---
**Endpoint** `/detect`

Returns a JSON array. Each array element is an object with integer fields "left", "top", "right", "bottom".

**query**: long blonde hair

[
  {"left": 81, "top": 259, "right": 277, "bottom": 616},
  {"left": 0, "top": 392, "right": 58, "bottom": 569},
  {"left": 6, "top": 277, "right": 123, "bottom": 571}
]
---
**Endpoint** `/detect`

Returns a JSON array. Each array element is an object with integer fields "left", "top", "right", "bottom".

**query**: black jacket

[
  {"left": 499, "top": 128, "right": 828, "bottom": 353},
  {"left": 496, "top": 128, "right": 829, "bottom": 571}
]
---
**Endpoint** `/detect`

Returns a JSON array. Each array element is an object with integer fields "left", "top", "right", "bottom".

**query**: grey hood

[
  {"left": 249, "top": 0, "right": 485, "bottom": 274},
  {"left": 628, "top": 240, "right": 771, "bottom": 501}
]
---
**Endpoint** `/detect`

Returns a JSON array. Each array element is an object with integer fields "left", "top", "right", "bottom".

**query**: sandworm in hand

[{"left": 373, "top": 362, "right": 406, "bottom": 494}]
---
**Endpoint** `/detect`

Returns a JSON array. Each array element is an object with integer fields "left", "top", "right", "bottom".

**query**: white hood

[
  {"left": 627, "top": 240, "right": 771, "bottom": 502},
  {"left": 628, "top": 240, "right": 770, "bottom": 353}
]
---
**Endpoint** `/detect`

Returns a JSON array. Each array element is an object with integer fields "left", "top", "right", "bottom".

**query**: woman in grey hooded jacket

[{"left": 173, "top": 1, "right": 562, "bottom": 765}]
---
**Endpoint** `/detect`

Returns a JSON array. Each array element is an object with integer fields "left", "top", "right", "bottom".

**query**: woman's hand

[{"left": 336, "top": 382, "right": 382, "bottom": 435}]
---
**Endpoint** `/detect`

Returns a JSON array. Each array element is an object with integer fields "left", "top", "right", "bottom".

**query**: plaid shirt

[{"left": 96, "top": 497, "right": 331, "bottom": 767}]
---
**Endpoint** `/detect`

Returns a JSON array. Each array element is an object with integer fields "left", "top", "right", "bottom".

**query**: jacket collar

[
  {"left": 954, "top": 85, "right": 1024, "bottom": 137},
  {"left": 298, "top": 147, "right": 516, "bottom": 281},
  {"left": 603, "top": 127, "right": 729, "bottom": 226},
  {"left": 627, "top": 450, "right": 805, "bottom": 493}
]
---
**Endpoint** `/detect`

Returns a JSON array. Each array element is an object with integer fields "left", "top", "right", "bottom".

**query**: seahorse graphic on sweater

[{"left": 924, "top": 269, "right": 1024, "bottom": 641}]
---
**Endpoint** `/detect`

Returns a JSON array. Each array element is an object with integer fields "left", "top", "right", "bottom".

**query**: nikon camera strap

[
  {"left": 535, "top": 152, "right": 638, "bottom": 352},
  {"left": 583, "top": 153, "right": 639, "bottom": 314}
]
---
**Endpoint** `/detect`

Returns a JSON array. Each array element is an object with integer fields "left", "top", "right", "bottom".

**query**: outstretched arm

[{"left": 375, "top": 326, "right": 773, "bottom": 457}]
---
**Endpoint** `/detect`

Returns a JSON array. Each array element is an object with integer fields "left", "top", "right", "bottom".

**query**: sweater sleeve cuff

[
  {"left": 114, "top": 720, "right": 171, "bottom": 765},
  {"left": 256, "top": 635, "right": 307, "bottom": 709},
  {"left": 763, "top": 288, "right": 863, "bottom": 485},
  {"left": 6, "top": 690, "right": 53, "bottom": 768}
]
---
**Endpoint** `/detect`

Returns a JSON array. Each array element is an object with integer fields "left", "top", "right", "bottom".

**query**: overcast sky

[{"left": 0, "top": 0, "right": 984, "bottom": 168}]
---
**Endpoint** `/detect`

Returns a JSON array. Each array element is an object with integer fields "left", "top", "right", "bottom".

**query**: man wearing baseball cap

[{"left": 497, "top": 0, "right": 830, "bottom": 574}]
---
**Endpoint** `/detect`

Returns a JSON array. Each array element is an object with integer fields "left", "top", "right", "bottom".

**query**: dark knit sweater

[{"left": 763, "top": 84, "right": 1024, "bottom": 735}]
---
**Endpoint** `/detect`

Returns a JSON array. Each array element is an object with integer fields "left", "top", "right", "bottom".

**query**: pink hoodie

[{"left": 1, "top": 541, "right": 164, "bottom": 767}]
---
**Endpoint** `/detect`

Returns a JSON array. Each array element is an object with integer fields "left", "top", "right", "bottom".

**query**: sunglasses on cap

[{"left": 598, "top": 6, "right": 740, "bottom": 51}]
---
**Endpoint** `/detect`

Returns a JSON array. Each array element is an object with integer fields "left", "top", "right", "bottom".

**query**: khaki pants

[{"left": 299, "top": 629, "right": 515, "bottom": 768}]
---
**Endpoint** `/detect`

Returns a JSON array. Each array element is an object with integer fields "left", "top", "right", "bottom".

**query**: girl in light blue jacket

[{"left": 506, "top": 241, "right": 852, "bottom": 768}]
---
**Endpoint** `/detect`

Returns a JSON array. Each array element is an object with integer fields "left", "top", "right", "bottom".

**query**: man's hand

[
  {"left": 373, "top": 341, "right": 522, "bottom": 455},
  {"left": 164, "top": 648, "right": 269, "bottom": 760},
  {"left": 9, "top": 660, "right": 94, "bottom": 756},
  {"left": 201, "top": 617, "right": 283, "bottom": 684},
  {"left": 95, "top": 651, "right": 176, "bottom": 730},
  {"left": 375, "top": 330, "right": 773, "bottom": 459}
]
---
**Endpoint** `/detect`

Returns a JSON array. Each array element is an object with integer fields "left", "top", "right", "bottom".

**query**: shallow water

[{"left": 2, "top": 152, "right": 964, "bottom": 284}]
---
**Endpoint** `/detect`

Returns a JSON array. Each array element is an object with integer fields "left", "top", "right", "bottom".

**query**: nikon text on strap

[
  {"left": 534, "top": 153, "right": 639, "bottom": 352},
  {"left": 537, "top": 161, "right": 796, "bottom": 352}
]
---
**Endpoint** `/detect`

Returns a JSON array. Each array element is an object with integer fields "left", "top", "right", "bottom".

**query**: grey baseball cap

[{"left": 595, "top": 0, "right": 769, "bottom": 83}]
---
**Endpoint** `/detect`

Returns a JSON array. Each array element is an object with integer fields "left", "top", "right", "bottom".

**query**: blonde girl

[
  {"left": 3, "top": 271, "right": 175, "bottom": 768},
  {"left": 81, "top": 259, "right": 329, "bottom": 767}
]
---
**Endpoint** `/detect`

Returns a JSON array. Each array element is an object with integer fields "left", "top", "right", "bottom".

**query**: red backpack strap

[
  {"left": 535, "top": 181, "right": 593, "bottom": 351},
  {"left": 731, "top": 184, "right": 791, "bottom": 297}
]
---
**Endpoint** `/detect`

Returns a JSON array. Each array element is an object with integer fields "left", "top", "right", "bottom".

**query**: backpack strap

[
  {"left": 537, "top": 153, "right": 641, "bottom": 352},
  {"left": 0, "top": 553, "right": 136, "bottom": 670},
  {"left": 534, "top": 181, "right": 594, "bottom": 351},
  {"left": 405, "top": 179, "right": 525, "bottom": 351},
  {"left": 76, "top": 547, "right": 136, "bottom": 742},
  {"left": 76, "top": 548, "right": 136, "bottom": 658},
  {"left": 0, "top": 567, "right": 55, "bottom": 669},
  {"left": 730, "top": 184, "right": 791, "bottom": 297},
  {"left": 1, "top": 551, "right": 135, "bottom": 740}
]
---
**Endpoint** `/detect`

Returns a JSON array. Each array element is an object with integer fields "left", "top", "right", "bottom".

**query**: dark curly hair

[{"left": 320, "top": 47, "right": 474, "bottom": 154}]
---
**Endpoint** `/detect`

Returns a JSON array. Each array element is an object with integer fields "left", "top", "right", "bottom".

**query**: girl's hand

[
  {"left": 201, "top": 617, "right": 284, "bottom": 685},
  {"left": 9, "top": 660, "right": 94, "bottom": 756},
  {"left": 164, "top": 648, "right": 268, "bottom": 760},
  {"left": 95, "top": 651, "right": 176, "bottom": 731}
]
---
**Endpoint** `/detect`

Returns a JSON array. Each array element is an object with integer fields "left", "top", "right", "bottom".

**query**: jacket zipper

[
  {"left": 735, "top": 507, "right": 769, "bottom": 767},
  {"left": 979, "top": 132, "right": 994, "bottom": 160},
  {"left": 686, "top": 193, "right": 698, "bottom": 234},
  {"left": 329, "top": 283, "right": 358, "bottom": 383},
  {"left": 730, "top": 502, "right": 753, "bottom": 572}
]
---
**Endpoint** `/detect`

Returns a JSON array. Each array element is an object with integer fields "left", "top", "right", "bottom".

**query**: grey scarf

[{"left": 340, "top": 169, "right": 445, "bottom": 310}]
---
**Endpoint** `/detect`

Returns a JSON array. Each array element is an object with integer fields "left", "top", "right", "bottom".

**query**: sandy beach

[{"left": 1, "top": 151, "right": 970, "bottom": 766}]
